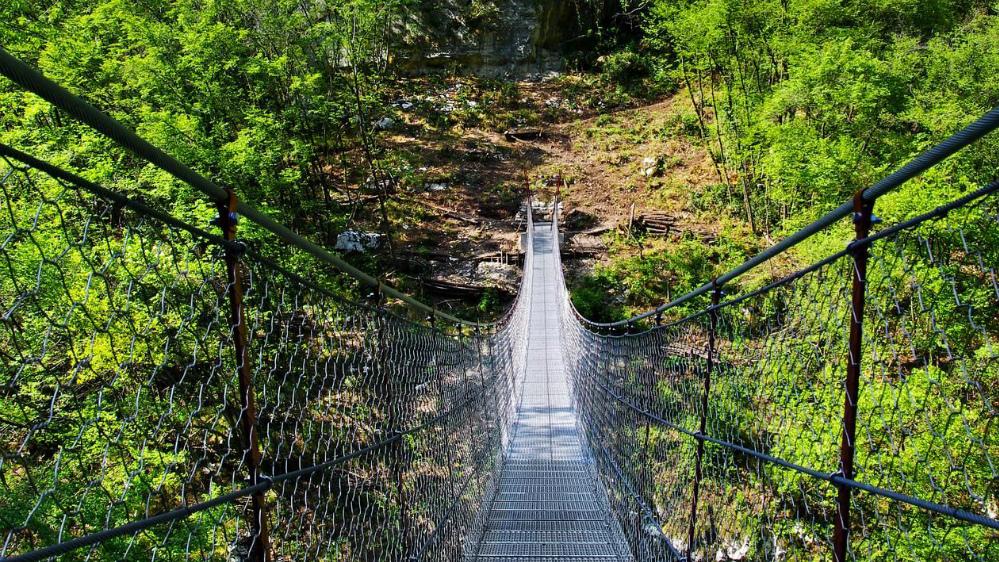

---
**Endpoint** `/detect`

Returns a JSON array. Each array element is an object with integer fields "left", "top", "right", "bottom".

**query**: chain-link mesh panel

[
  {"left": 0, "top": 147, "right": 526, "bottom": 561},
  {"left": 5, "top": 142, "right": 996, "bottom": 562},
  {"left": 0, "top": 152, "right": 248, "bottom": 559},
  {"left": 561, "top": 187, "right": 999, "bottom": 562},
  {"left": 701, "top": 257, "right": 853, "bottom": 561},
  {"left": 853, "top": 190, "right": 999, "bottom": 561},
  {"left": 240, "top": 256, "right": 520, "bottom": 561}
]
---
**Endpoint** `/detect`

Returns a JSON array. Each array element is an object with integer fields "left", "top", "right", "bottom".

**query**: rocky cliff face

[{"left": 399, "top": 0, "right": 596, "bottom": 78}]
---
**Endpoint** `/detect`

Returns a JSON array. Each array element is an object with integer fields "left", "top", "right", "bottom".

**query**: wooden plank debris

[
  {"left": 504, "top": 127, "right": 546, "bottom": 142},
  {"left": 634, "top": 213, "right": 678, "bottom": 236}
]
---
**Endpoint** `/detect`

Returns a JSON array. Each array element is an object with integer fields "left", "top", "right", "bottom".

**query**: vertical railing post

[
  {"left": 551, "top": 173, "right": 560, "bottom": 231},
  {"left": 639, "top": 314, "right": 664, "bottom": 485},
  {"left": 456, "top": 321, "right": 480, "bottom": 482},
  {"left": 636, "top": 418, "right": 653, "bottom": 555},
  {"left": 833, "top": 191, "right": 874, "bottom": 562},
  {"left": 599, "top": 325, "right": 615, "bottom": 462},
  {"left": 216, "top": 190, "right": 269, "bottom": 562},
  {"left": 687, "top": 281, "right": 721, "bottom": 560}
]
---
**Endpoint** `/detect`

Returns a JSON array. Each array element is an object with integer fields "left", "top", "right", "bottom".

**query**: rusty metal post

[
  {"left": 833, "top": 192, "right": 874, "bottom": 562},
  {"left": 217, "top": 190, "right": 269, "bottom": 562},
  {"left": 687, "top": 281, "right": 722, "bottom": 560}
]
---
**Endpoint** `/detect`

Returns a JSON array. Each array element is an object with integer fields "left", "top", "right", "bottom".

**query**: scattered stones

[
  {"left": 716, "top": 538, "right": 750, "bottom": 561},
  {"left": 364, "top": 176, "right": 393, "bottom": 192},
  {"left": 467, "top": 146, "right": 505, "bottom": 162},
  {"left": 335, "top": 231, "right": 384, "bottom": 253},
  {"left": 374, "top": 117, "right": 395, "bottom": 130},
  {"left": 641, "top": 156, "right": 663, "bottom": 177},
  {"left": 426, "top": 182, "right": 449, "bottom": 192},
  {"left": 568, "top": 234, "right": 606, "bottom": 256},
  {"left": 476, "top": 262, "right": 520, "bottom": 293}
]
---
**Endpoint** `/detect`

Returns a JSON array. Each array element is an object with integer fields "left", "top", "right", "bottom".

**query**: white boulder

[{"left": 335, "top": 231, "right": 384, "bottom": 253}]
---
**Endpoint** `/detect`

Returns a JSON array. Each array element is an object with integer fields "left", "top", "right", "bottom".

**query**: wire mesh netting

[
  {"left": 561, "top": 185, "right": 999, "bottom": 562},
  {"left": 3, "top": 120, "right": 998, "bottom": 562},
  {"left": 854, "top": 188, "right": 999, "bottom": 560},
  {"left": 0, "top": 151, "right": 246, "bottom": 560},
  {"left": 0, "top": 147, "right": 526, "bottom": 561}
]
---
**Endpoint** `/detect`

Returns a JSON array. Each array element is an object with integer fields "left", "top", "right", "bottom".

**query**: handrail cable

[
  {"left": 0, "top": 302, "right": 509, "bottom": 562},
  {"left": 580, "top": 105, "right": 999, "bottom": 328},
  {"left": 5, "top": 39, "right": 999, "bottom": 562},
  {"left": 593, "top": 376, "right": 999, "bottom": 531},
  {"left": 0, "top": 143, "right": 487, "bottom": 335},
  {"left": 0, "top": 47, "right": 486, "bottom": 328}
]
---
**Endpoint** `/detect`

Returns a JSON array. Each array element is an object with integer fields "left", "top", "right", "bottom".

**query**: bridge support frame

[
  {"left": 833, "top": 191, "right": 875, "bottom": 562},
  {"left": 686, "top": 281, "right": 722, "bottom": 561},
  {"left": 217, "top": 190, "right": 270, "bottom": 562}
]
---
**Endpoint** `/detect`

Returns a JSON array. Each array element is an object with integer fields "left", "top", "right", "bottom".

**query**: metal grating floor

[{"left": 468, "top": 224, "right": 632, "bottom": 561}]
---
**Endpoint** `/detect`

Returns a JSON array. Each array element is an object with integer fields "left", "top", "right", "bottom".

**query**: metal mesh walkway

[{"left": 468, "top": 223, "right": 632, "bottom": 562}]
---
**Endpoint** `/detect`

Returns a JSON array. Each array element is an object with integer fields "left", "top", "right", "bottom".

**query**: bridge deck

[{"left": 469, "top": 224, "right": 632, "bottom": 561}]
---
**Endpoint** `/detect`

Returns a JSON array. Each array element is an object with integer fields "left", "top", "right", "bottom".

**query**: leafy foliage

[{"left": 568, "top": 3, "right": 999, "bottom": 560}]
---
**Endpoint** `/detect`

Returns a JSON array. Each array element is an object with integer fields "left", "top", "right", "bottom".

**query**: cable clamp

[
  {"left": 853, "top": 211, "right": 882, "bottom": 225},
  {"left": 829, "top": 469, "right": 851, "bottom": 482},
  {"left": 229, "top": 239, "right": 248, "bottom": 257}
]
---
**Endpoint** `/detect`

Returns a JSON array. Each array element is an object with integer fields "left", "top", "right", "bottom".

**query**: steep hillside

[{"left": 356, "top": 72, "right": 738, "bottom": 320}]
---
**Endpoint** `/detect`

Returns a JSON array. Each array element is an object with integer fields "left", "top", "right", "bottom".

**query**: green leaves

[{"left": 636, "top": 0, "right": 999, "bottom": 240}]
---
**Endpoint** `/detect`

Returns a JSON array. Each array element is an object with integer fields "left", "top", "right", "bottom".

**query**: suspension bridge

[{"left": 1, "top": 48, "right": 998, "bottom": 562}]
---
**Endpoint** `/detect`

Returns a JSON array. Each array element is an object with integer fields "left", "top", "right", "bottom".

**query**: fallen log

[
  {"left": 421, "top": 278, "right": 515, "bottom": 298},
  {"left": 396, "top": 195, "right": 525, "bottom": 228},
  {"left": 504, "top": 127, "right": 546, "bottom": 142},
  {"left": 567, "top": 224, "right": 614, "bottom": 236},
  {"left": 561, "top": 246, "right": 604, "bottom": 258},
  {"left": 634, "top": 213, "right": 678, "bottom": 235}
]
